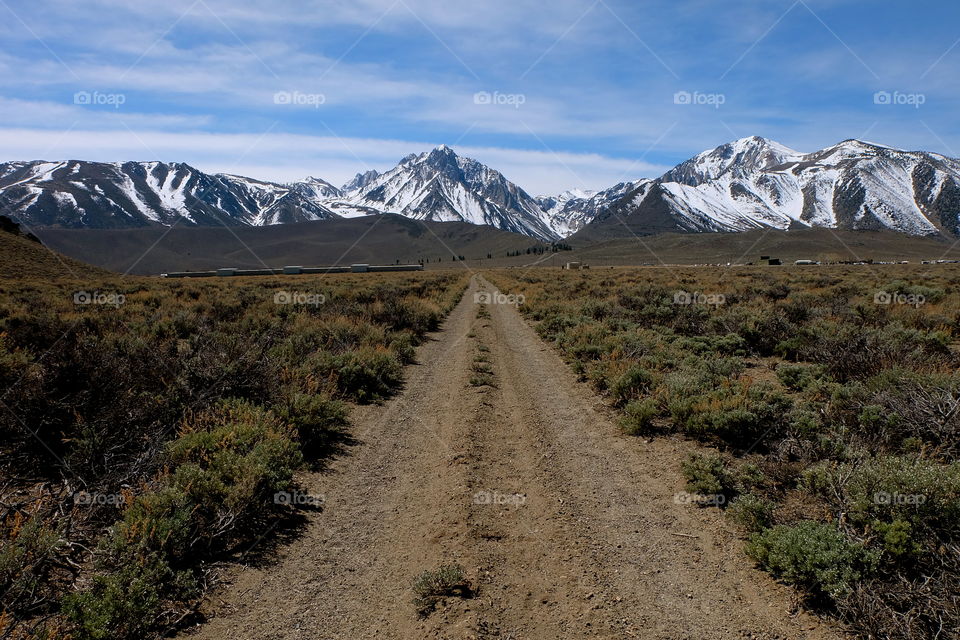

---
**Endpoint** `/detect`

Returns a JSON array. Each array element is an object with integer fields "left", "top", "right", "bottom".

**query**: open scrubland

[
  {"left": 487, "top": 265, "right": 960, "bottom": 640},
  {"left": 3, "top": 258, "right": 957, "bottom": 640},
  {"left": 0, "top": 271, "right": 467, "bottom": 639}
]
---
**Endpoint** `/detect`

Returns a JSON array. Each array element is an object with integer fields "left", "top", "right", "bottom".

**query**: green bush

[
  {"left": 72, "top": 400, "right": 303, "bottom": 638},
  {"left": 747, "top": 521, "right": 878, "bottom": 599},
  {"left": 0, "top": 514, "right": 62, "bottom": 617},
  {"left": 326, "top": 348, "right": 404, "bottom": 403},
  {"left": 62, "top": 552, "right": 197, "bottom": 640},
  {"left": 803, "top": 457, "right": 960, "bottom": 545},
  {"left": 854, "top": 371, "right": 960, "bottom": 457},
  {"left": 619, "top": 398, "right": 660, "bottom": 436},
  {"left": 872, "top": 518, "right": 923, "bottom": 558},
  {"left": 276, "top": 392, "right": 348, "bottom": 456},
  {"left": 609, "top": 366, "right": 653, "bottom": 407},
  {"left": 776, "top": 363, "right": 827, "bottom": 391},
  {"left": 727, "top": 494, "right": 775, "bottom": 532},
  {"left": 105, "top": 486, "right": 195, "bottom": 561},
  {"left": 681, "top": 452, "right": 736, "bottom": 499},
  {"left": 669, "top": 381, "right": 793, "bottom": 450},
  {"left": 412, "top": 564, "right": 470, "bottom": 615},
  {"left": 388, "top": 331, "right": 418, "bottom": 364},
  {"left": 164, "top": 402, "right": 302, "bottom": 544}
]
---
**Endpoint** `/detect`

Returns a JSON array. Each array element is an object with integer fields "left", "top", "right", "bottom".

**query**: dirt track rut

[{"left": 183, "top": 275, "right": 842, "bottom": 640}]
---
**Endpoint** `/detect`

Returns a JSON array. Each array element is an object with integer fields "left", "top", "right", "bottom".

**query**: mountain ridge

[
  {"left": 3, "top": 137, "right": 960, "bottom": 242},
  {"left": 581, "top": 137, "right": 960, "bottom": 241}
]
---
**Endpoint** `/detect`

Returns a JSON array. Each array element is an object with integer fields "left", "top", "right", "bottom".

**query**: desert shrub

[
  {"left": 852, "top": 371, "right": 960, "bottom": 458},
  {"left": 579, "top": 299, "right": 624, "bottom": 320},
  {"left": 536, "top": 313, "right": 585, "bottom": 341},
  {"left": 609, "top": 366, "right": 653, "bottom": 407},
  {"left": 884, "top": 280, "right": 946, "bottom": 304},
  {"left": 736, "top": 311, "right": 799, "bottom": 356},
  {"left": 62, "top": 552, "right": 196, "bottom": 640},
  {"left": 727, "top": 494, "right": 775, "bottom": 532},
  {"left": 104, "top": 486, "right": 195, "bottom": 562},
  {"left": 747, "top": 521, "right": 879, "bottom": 599},
  {"left": 370, "top": 297, "right": 442, "bottom": 335},
  {"left": 388, "top": 331, "right": 418, "bottom": 364},
  {"left": 0, "top": 331, "right": 31, "bottom": 389},
  {"left": 712, "top": 333, "right": 749, "bottom": 356},
  {"left": 471, "top": 361, "right": 493, "bottom": 375},
  {"left": 162, "top": 402, "right": 302, "bottom": 549},
  {"left": 323, "top": 348, "right": 404, "bottom": 403},
  {"left": 412, "top": 565, "right": 471, "bottom": 615},
  {"left": 802, "top": 323, "right": 953, "bottom": 383},
  {"left": 837, "top": 574, "right": 960, "bottom": 640},
  {"left": 803, "top": 457, "right": 960, "bottom": 546},
  {"left": 469, "top": 372, "right": 495, "bottom": 387},
  {"left": 72, "top": 400, "right": 302, "bottom": 638},
  {"left": 619, "top": 398, "right": 660, "bottom": 436},
  {"left": 276, "top": 392, "right": 348, "bottom": 456},
  {"left": 681, "top": 452, "right": 736, "bottom": 499},
  {"left": 776, "top": 363, "right": 827, "bottom": 391},
  {"left": 0, "top": 514, "right": 63, "bottom": 618},
  {"left": 669, "top": 381, "right": 793, "bottom": 450}
]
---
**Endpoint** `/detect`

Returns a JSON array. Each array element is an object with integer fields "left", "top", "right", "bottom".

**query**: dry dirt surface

[{"left": 182, "top": 275, "right": 845, "bottom": 640}]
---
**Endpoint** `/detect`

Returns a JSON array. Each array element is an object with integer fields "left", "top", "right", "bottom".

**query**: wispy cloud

[{"left": 0, "top": 0, "right": 957, "bottom": 192}]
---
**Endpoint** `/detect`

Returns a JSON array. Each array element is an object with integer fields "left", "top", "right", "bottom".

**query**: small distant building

[
  {"left": 767, "top": 258, "right": 782, "bottom": 266},
  {"left": 565, "top": 262, "right": 581, "bottom": 270},
  {"left": 216, "top": 268, "right": 237, "bottom": 277},
  {"left": 794, "top": 259, "right": 819, "bottom": 266},
  {"left": 351, "top": 264, "right": 370, "bottom": 273},
  {"left": 282, "top": 266, "right": 303, "bottom": 275}
]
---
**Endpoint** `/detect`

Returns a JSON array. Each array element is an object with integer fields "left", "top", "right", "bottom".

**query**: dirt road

[{"left": 183, "top": 275, "right": 842, "bottom": 639}]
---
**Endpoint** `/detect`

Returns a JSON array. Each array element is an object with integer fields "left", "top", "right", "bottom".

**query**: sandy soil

[{"left": 181, "top": 275, "right": 844, "bottom": 640}]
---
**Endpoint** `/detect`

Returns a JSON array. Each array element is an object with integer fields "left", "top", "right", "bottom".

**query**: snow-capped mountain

[
  {"left": 342, "top": 169, "right": 380, "bottom": 192},
  {"left": 4, "top": 137, "right": 959, "bottom": 241},
  {"left": 537, "top": 182, "right": 646, "bottom": 236},
  {"left": 292, "top": 176, "right": 342, "bottom": 199},
  {"left": 327, "top": 145, "right": 559, "bottom": 241},
  {"left": 0, "top": 161, "right": 338, "bottom": 229},
  {"left": 585, "top": 137, "right": 960, "bottom": 238}
]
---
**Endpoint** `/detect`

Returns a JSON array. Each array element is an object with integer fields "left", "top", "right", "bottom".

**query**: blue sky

[{"left": 0, "top": 0, "right": 958, "bottom": 194}]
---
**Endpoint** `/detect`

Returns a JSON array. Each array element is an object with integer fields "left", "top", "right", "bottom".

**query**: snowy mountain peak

[
  {"left": 808, "top": 139, "right": 902, "bottom": 165},
  {"left": 0, "top": 160, "right": 339, "bottom": 228},
  {"left": 591, "top": 137, "right": 960, "bottom": 238},
  {"left": 324, "top": 147, "right": 560, "bottom": 240},
  {"left": 421, "top": 144, "right": 460, "bottom": 168},
  {"left": 4, "top": 136, "right": 959, "bottom": 242},
  {"left": 537, "top": 181, "right": 645, "bottom": 237},
  {"left": 662, "top": 137, "right": 803, "bottom": 187},
  {"left": 292, "top": 176, "right": 342, "bottom": 199},
  {"left": 342, "top": 169, "right": 380, "bottom": 193}
]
